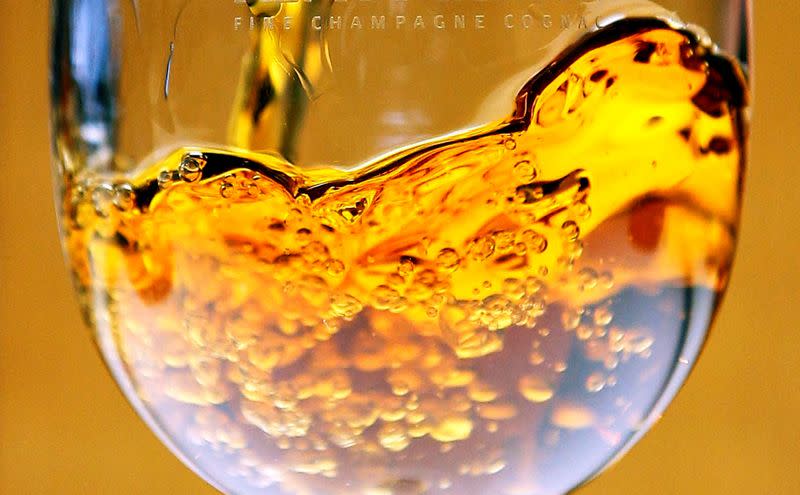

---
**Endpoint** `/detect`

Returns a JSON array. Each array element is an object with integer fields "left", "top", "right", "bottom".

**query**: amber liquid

[{"left": 61, "top": 20, "right": 746, "bottom": 495}]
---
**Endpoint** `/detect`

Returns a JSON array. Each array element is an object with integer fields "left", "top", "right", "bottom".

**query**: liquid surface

[{"left": 60, "top": 19, "right": 746, "bottom": 495}]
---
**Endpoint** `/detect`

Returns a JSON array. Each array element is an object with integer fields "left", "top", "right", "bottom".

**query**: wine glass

[{"left": 50, "top": 1, "right": 750, "bottom": 494}]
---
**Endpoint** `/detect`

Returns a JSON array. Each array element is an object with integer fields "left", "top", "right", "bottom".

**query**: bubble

[
  {"left": 576, "top": 325, "right": 593, "bottom": 340},
  {"left": 372, "top": 285, "right": 402, "bottom": 310},
  {"left": 504, "top": 137, "right": 517, "bottom": 150},
  {"left": 220, "top": 181, "right": 235, "bottom": 198},
  {"left": 157, "top": 170, "right": 175, "bottom": 189},
  {"left": 113, "top": 183, "right": 136, "bottom": 211},
  {"left": 598, "top": 271, "right": 615, "bottom": 289},
  {"left": 378, "top": 423, "right": 411, "bottom": 452},
  {"left": 585, "top": 372, "right": 606, "bottom": 393},
  {"left": 91, "top": 184, "right": 115, "bottom": 217},
  {"left": 494, "top": 231, "right": 515, "bottom": 253},
  {"left": 179, "top": 153, "right": 206, "bottom": 182},
  {"left": 593, "top": 306, "right": 614, "bottom": 326},
  {"left": 330, "top": 294, "right": 362, "bottom": 319},
  {"left": 468, "top": 236, "right": 496, "bottom": 261},
  {"left": 551, "top": 404, "right": 594, "bottom": 429},
  {"left": 295, "top": 228, "right": 312, "bottom": 246},
  {"left": 487, "top": 459, "right": 507, "bottom": 475},
  {"left": 561, "top": 220, "right": 581, "bottom": 241},
  {"left": 525, "top": 277, "right": 545, "bottom": 295},
  {"left": 571, "top": 201, "right": 592, "bottom": 220},
  {"left": 578, "top": 267, "right": 598, "bottom": 291},
  {"left": 303, "top": 241, "right": 330, "bottom": 264},
  {"left": 398, "top": 256, "right": 415, "bottom": 277},
  {"left": 519, "top": 375, "right": 554, "bottom": 403},
  {"left": 529, "top": 351, "right": 545, "bottom": 366},
  {"left": 468, "top": 381, "right": 498, "bottom": 403},
  {"left": 480, "top": 294, "right": 520, "bottom": 330},
  {"left": 244, "top": 181, "right": 260, "bottom": 198},
  {"left": 522, "top": 230, "right": 548, "bottom": 253},
  {"left": 513, "top": 160, "right": 538, "bottom": 182},
  {"left": 436, "top": 248, "right": 461, "bottom": 272},
  {"left": 562, "top": 307, "right": 583, "bottom": 330},
  {"left": 326, "top": 259, "right": 345, "bottom": 276}
]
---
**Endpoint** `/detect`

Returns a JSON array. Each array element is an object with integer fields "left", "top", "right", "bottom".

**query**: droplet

[{"left": 519, "top": 375, "right": 554, "bottom": 403}]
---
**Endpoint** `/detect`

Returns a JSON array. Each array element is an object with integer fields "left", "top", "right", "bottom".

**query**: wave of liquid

[{"left": 61, "top": 19, "right": 746, "bottom": 495}]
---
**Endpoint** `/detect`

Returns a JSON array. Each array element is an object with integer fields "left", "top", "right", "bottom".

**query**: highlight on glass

[{"left": 51, "top": 1, "right": 750, "bottom": 493}]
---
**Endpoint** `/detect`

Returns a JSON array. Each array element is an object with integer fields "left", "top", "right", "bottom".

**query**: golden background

[{"left": 1, "top": 2, "right": 797, "bottom": 494}]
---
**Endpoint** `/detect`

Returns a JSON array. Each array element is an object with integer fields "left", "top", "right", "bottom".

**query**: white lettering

[{"left": 371, "top": 15, "right": 386, "bottom": 30}]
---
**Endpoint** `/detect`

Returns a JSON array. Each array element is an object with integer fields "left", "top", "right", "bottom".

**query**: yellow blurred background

[{"left": 1, "top": 2, "right": 798, "bottom": 494}]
